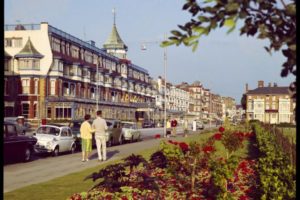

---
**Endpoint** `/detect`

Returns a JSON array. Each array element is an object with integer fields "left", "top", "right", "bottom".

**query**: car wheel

[
  {"left": 120, "top": 136, "right": 125, "bottom": 145},
  {"left": 52, "top": 146, "right": 59, "bottom": 157},
  {"left": 71, "top": 144, "right": 76, "bottom": 154},
  {"left": 107, "top": 139, "right": 112, "bottom": 147},
  {"left": 136, "top": 134, "right": 141, "bottom": 142},
  {"left": 24, "top": 147, "right": 32, "bottom": 162}
]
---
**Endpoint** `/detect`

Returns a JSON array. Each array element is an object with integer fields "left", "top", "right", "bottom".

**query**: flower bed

[{"left": 69, "top": 126, "right": 262, "bottom": 200}]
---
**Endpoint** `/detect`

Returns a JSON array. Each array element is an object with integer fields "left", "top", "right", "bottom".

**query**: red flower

[
  {"left": 179, "top": 142, "right": 189, "bottom": 151},
  {"left": 203, "top": 145, "right": 214, "bottom": 153},
  {"left": 155, "top": 134, "right": 161, "bottom": 139},
  {"left": 239, "top": 195, "right": 249, "bottom": 200},
  {"left": 219, "top": 126, "right": 225, "bottom": 132},
  {"left": 213, "top": 133, "right": 222, "bottom": 140},
  {"left": 121, "top": 196, "right": 128, "bottom": 200},
  {"left": 173, "top": 141, "right": 178, "bottom": 145},
  {"left": 168, "top": 140, "right": 173, "bottom": 144}
]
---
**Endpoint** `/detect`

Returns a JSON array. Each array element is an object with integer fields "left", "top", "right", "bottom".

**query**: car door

[
  {"left": 59, "top": 128, "right": 70, "bottom": 152},
  {"left": 66, "top": 128, "right": 74, "bottom": 151},
  {"left": 131, "top": 124, "right": 138, "bottom": 140},
  {"left": 4, "top": 124, "right": 21, "bottom": 161}
]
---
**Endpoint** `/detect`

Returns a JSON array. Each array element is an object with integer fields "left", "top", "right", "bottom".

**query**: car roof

[
  {"left": 121, "top": 121, "right": 135, "bottom": 124},
  {"left": 3, "top": 121, "right": 16, "bottom": 125},
  {"left": 39, "top": 124, "right": 68, "bottom": 128}
]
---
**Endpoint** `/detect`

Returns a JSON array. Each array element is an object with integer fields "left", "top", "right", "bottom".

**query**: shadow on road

[{"left": 89, "top": 149, "right": 120, "bottom": 160}]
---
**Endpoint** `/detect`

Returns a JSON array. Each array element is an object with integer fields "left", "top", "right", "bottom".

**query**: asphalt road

[{"left": 4, "top": 125, "right": 216, "bottom": 193}]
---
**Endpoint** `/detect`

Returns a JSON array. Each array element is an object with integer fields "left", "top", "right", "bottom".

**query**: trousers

[{"left": 95, "top": 135, "right": 106, "bottom": 160}]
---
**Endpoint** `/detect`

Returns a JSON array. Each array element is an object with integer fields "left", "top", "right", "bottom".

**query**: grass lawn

[{"left": 4, "top": 128, "right": 254, "bottom": 200}]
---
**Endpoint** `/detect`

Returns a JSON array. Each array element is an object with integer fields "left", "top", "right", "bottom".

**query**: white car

[
  {"left": 33, "top": 124, "right": 76, "bottom": 156},
  {"left": 121, "top": 122, "right": 141, "bottom": 142}
]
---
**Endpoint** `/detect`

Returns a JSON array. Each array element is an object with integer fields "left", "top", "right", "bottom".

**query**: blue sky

[{"left": 4, "top": 0, "right": 294, "bottom": 102}]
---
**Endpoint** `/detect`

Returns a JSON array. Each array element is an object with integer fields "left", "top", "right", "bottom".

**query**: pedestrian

[
  {"left": 80, "top": 114, "right": 94, "bottom": 162},
  {"left": 166, "top": 119, "right": 171, "bottom": 137},
  {"left": 192, "top": 120, "right": 197, "bottom": 132},
  {"left": 184, "top": 119, "right": 188, "bottom": 137},
  {"left": 16, "top": 116, "right": 26, "bottom": 135},
  {"left": 92, "top": 110, "right": 108, "bottom": 162}
]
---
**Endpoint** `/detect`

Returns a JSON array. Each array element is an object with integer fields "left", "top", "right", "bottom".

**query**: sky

[{"left": 4, "top": 0, "right": 295, "bottom": 102}]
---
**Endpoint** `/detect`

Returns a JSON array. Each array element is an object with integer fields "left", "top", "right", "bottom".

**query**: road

[{"left": 4, "top": 125, "right": 216, "bottom": 193}]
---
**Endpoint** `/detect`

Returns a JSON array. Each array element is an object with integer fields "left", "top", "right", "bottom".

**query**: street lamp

[{"left": 141, "top": 34, "right": 168, "bottom": 137}]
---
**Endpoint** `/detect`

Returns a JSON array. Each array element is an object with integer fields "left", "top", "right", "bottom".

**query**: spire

[
  {"left": 103, "top": 8, "right": 128, "bottom": 59},
  {"left": 15, "top": 37, "right": 44, "bottom": 58}
]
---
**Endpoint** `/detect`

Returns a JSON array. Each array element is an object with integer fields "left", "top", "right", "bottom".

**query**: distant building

[{"left": 245, "top": 80, "right": 295, "bottom": 124}]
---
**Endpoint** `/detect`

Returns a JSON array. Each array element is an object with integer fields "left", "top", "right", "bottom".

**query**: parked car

[
  {"left": 105, "top": 119, "right": 122, "bottom": 146},
  {"left": 121, "top": 122, "right": 141, "bottom": 142},
  {"left": 4, "top": 116, "right": 32, "bottom": 135},
  {"left": 33, "top": 124, "right": 76, "bottom": 156},
  {"left": 68, "top": 119, "right": 96, "bottom": 150},
  {"left": 142, "top": 121, "right": 155, "bottom": 128},
  {"left": 196, "top": 121, "right": 204, "bottom": 130},
  {"left": 3, "top": 121, "right": 37, "bottom": 163}
]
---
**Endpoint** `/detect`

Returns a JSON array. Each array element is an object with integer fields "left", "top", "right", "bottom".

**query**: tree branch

[{"left": 279, "top": 0, "right": 287, "bottom": 9}]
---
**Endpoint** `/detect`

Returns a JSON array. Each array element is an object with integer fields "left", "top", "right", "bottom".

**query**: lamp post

[{"left": 141, "top": 34, "right": 168, "bottom": 137}]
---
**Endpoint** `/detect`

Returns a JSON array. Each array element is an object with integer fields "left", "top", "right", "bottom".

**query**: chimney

[
  {"left": 245, "top": 83, "right": 249, "bottom": 92},
  {"left": 258, "top": 80, "right": 264, "bottom": 88},
  {"left": 274, "top": 82, "right": 277, "bottom": 87},
  {"left": 268, "top": 82, "right": 272, "bottom": 87}
]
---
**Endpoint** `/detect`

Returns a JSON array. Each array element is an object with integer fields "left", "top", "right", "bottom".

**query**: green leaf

[
  {"left": 288, "top": 44, "right": 296, "bottom": 51},
  {"left": 204, "top": 0, "right": 215, "bottom": 3},
  {"left": 192, "top": 26, "right": 205, "bottom": 34},
  {"left": 224, "top": 18, "right": 235, "bottom": 28},
  {"left": 160, "top": 40, "right": 176, "bottom": 47},
  {"left": 171, "top": 30, "right": 182, "bottom": 37},
  {"left": 225, "top": 3, "right": 239, "bottom": 12},
  {"left": 286, "top": 4, "right": 296, "bottom": 16},
  {"left": 192, "top": 41, "right": 199, "bottom": 52}
]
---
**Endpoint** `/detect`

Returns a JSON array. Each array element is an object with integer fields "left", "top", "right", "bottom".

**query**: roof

[
  {"left": 246, "top": 86, "right": 290, "bottom": 95},
  {"left": 103, "top": 24, "right": 128, "bottom": 50},
  {"left": 15, "top": 37, "right": 44, "bottom": 59},
  {"left": 5, "top": 50, "right": 12, "bottom": 58}
]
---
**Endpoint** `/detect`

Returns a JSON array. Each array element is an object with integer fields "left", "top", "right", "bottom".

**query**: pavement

[
  {"left": 4, "top": 136, "right": 163, "bottom": 193},
  {"left": 4, "top": 125, "right": 216, "bottom": 193}
]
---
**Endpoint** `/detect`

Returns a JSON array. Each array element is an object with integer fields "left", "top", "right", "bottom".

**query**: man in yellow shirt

[{"left": 80, "top": 114, "right": 95, "bottom": 162}]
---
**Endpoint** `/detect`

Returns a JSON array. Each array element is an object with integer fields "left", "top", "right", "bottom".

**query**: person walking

[
  {"left": 80, "top": 114, "right": 94, "bottom": 162},
  {"left": 16, "top": 116, "right": 26, "bottom": 135},
  {"left": 92, "top": 110, "right": 108, "bottom": 162},
  {"left": 192, "top": 119, "right": 197, "bottom": 132}
]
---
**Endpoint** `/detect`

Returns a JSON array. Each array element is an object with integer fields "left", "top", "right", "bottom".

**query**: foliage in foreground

[
  {"left": 161, "top": 0, "right": 296, "bottom": 96},
  {"left": 69, "top": 126, "right": 261, "bottom": 200},
  {"left": 253, "top": 123, "right": 296, "bottom": 200}
]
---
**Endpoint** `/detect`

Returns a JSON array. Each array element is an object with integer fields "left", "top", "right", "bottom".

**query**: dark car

[
  {"left": 142, "top": 121, "right": 155, "bottom": 128},
  {"left": 4, "top": 121, "right": 37, "bottom": 163},
  {"left": 68, "top": 119, "right": 96, "bottom": 150}
]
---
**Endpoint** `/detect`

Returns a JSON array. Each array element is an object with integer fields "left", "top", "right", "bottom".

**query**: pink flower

[{"left": 219, "top": 126, "right": 225, "bottom": 132}]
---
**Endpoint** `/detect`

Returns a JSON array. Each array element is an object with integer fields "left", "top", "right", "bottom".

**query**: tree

[{"left": 161, "top": 0, "right": 296, "bottom": 97}]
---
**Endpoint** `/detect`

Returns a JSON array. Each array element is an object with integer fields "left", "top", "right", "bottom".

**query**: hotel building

[{"left": 4, "top": 22, "right": 156, "bottom": 124}]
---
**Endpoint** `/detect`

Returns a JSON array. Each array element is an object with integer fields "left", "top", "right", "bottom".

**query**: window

[
  {"left": 34, "top": 79, "right": 39, "bottom": 94},
  {"left": 7, "top": 124, "right": 17, "bottom": 137},
  {"left": 47, "top": 107, "right": 52, "bottom": 118},
  {"left": 51, "top": 37, "right": 60, "bottom": 52},
  {"left": 34, "top": 104, "right": 38, "bottom": 118},
  {"left": 14, "top": 38, "right": 22, "bottom": 47},
  {"left": 5, "top": 38, "right": 12, "bottom": 47},
  {"left": 22, "top": 103, "right": 29, "bottom": 118},
  {"left": 5, "top": 59, "right": 10, "bottom": 71},
  {"left": 70, "top": 84, "right": 75, "bottom": 96},
  {"left": 19, "top": 58, "right": 40, "bottom": 70},
  {"left": 22, "top": 79, "right": 30, "bottom": 94},
  {"left": 50, "top": 80, "right": 55, "bottom": 95}
]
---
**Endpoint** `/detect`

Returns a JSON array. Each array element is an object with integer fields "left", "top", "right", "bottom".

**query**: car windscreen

[
  {"left": 122, "top": 123, "right": 133, "bottom": 128},
  {"left": 37, "top": 127, "right": 60, "bottom": 136}
]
